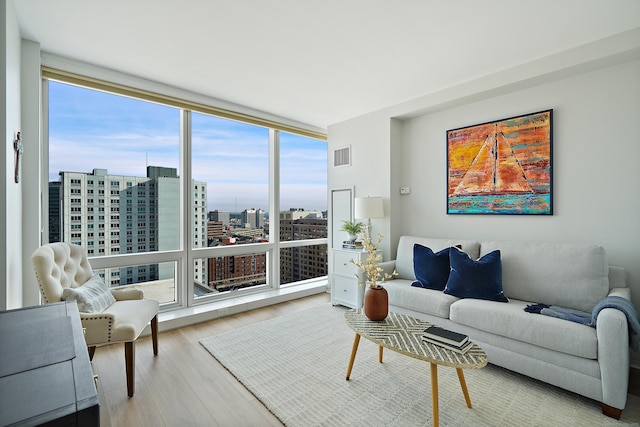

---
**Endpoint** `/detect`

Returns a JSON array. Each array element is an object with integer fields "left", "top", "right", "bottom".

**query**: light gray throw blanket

[{"left": 525, "top": 296, "right": 640, "bottom": 351}]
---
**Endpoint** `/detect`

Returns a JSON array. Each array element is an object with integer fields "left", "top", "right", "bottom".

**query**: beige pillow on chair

[{"left": 62, "top": 274, "right": 116, "bottom": 313}]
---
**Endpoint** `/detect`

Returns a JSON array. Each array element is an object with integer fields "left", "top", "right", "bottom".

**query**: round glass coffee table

[{"left": 344, "top": 309, "right": 488, "bottom": 427}]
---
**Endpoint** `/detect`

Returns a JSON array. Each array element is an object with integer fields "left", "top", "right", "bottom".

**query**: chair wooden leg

[
  {"left": 151, "top": 314, "right": 159, "bottom": 356},
  {"left": 88, "top": 346, "right": 96, "bottom": 361},
  {"left": 125, "top": 341, "right": 135, "bottom": 397}
]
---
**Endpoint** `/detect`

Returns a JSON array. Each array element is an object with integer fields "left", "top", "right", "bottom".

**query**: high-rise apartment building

[
  {"left": 48, "top": 181, "right": 61, "bottom": 243},
  {"left": 52, "top": 166, "right": 206, "bottom": 287},
  {"left": 240, "top": 208, "right": 265, "bottom": 229},
  {"left": 207, "top": 221, "right": 224, "bottom": 242},
  {"left": 204, "top": 209, "right": 327, "bottom": 292},
  {"left": 207, "top": 252, "right": 267, "bottom": 292},
  {"left": 278, "top": 213, "right": 328, "bottom": 284},
  {"left": 208, "top": 210, "right": 230, "bottom": 225}
]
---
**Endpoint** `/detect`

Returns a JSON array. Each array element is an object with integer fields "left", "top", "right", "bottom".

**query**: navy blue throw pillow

[
  {"left": 444, "top": 248, "right": 509, "bottom": 302},
  {"left": 411, "top": 244, "right": 451, "bottom": 291}
]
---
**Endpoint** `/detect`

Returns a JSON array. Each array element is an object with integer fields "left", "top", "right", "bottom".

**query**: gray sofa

[{"left": 380, "top": 236, "right": 632, "bottom": 419}]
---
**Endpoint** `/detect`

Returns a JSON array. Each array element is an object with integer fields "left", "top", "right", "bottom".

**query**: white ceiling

[{"left": 14, "top": 0, "right": 640, "bottom": 130}]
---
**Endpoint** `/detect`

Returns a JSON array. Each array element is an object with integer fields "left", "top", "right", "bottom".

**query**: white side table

[{"left": 331, "top": 248, "right": 378, "bottom": 308}]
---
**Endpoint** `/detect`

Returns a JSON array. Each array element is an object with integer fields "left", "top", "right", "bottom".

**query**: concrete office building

[{"left": 240, "top": 208, "right": 265, "bottom": 229}]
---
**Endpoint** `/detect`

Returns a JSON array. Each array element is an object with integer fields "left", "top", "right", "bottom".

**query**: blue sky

[{"left": 48, "top": 81, "right": 327, "bottom": 212}]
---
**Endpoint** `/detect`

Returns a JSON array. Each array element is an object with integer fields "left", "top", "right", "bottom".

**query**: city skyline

[
  {"left": 48, "top": 81, "right": 327, "bottom": 213},
  {"left": 51, "top": 167, "right": 327, "bottom": 296}
]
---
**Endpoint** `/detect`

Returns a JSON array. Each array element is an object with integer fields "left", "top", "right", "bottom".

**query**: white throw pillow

[{"left": 62, "top": 274, "right": 115, "bottom": 313}]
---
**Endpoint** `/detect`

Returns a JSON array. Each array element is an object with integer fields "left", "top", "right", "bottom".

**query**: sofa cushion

[
  {"left": 444, "top": 248, "right": 509, "bottom": 302},
  {"left": 450, "top": 298, "right": 598, "bottom": 359},
  {"left": 62, "top": 274, "right": 115, "bottom": 313},
  {"left": 480, "top": 241, "right": 609, "bottom": 312},
  {"left": 385, "top": 279, "right": 458, "bottom": 318},
  {"left": 395, "top": 236, "right": 481, "bottom": 280},
  {"left": 411, "top": 244, "right": 451, "bottom": 290}
]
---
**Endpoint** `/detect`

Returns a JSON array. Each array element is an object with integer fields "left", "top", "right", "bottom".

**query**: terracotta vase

[{"left": 364, "top": 285, "right": 388, "bottom": 321}]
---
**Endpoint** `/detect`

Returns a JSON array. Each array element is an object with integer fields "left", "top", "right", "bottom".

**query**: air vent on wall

[{"left": 333, "top": 146, "right": 351, "bottom": 167}]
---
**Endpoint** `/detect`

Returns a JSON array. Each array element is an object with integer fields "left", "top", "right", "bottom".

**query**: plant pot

[
  {"left": 363, "top": 285, "right": 388, "bottom": 321},
  {"left": 348, "top": 233, "right": 357, "bottom": 242}
]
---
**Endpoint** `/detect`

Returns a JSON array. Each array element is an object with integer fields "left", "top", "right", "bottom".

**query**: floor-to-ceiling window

[
  {"left": 44, "top": 71, "right": 327, "bottom": 311},
  {"left": 190, "top": 111, "right": 270, "bottom": 299},
  {"left": 278, "top": 132, "right": 328, "bottom": 286}
]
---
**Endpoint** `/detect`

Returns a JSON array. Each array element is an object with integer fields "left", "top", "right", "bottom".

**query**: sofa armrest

[
  {"left": 111, "top": 288, "right": 144, "bottom": 300},
  {"left": 355, "top": 260, "right": 398, "bottom": 284},
  {"left": 379, "top": 260, "right": 397, "bottom": 278},
  {"left": 597, "top": 307, "right": 630, "bottom": 410}
]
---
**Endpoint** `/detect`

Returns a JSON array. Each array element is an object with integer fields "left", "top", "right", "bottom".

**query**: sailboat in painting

[{"left": 453, "top": 124, "right": 534, "bottom": 196}]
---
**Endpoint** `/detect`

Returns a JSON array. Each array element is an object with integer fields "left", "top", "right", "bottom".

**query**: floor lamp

[{"left": 354, "top": 196, "right": 384, "bottom": 238}]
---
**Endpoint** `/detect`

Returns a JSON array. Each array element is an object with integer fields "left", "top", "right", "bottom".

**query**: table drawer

[
  {"left": 333, "top": 250, "right": 358, "bottom": 276},
  {"left": 333, "top": 275, "right": 359, "bottom": 307}
]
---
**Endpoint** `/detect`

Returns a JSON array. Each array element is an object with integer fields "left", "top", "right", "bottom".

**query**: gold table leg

[
  {"left": 345, "top": 333, "right": 361, "bottom": 380},
  {"left": 379, "top": 345, "right": 383, "bottom": 363},
  {"left": 430, "top": 363, "right": 439, "bottom": 427},
  {"left": 456, "top": 368, "right": 472, "bottom": 408}
]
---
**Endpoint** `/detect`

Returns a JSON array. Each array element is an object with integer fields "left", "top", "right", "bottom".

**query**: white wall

[
  {"left": 1, "top": 0, "right": 23, "bottom": 310},
  {"left": 398, "top": 60, "right": 640, "bottom": 311},
  {"left": 21, "top": 38, "right": 41, "bottom": 307},
  {"left": 328, "top": 110, "right": 393, "bottom": 259}
]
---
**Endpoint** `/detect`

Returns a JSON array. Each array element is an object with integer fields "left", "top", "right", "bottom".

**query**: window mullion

[
  {"left": 269, "top": 129, "right": 280, "bottom": 289},
  {"left": 41, "top": 80, "right": 50, "bottom": 245},
  {"left": 181, "top": 110, "right": 194, "bottom": 306}
]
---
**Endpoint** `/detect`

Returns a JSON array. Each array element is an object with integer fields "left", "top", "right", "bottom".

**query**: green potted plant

[{"left": 341, "top": 220, "right": 364, "bottom": 242}]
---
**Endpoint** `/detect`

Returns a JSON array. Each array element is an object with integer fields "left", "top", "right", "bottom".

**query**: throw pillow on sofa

[
  {"left": 411, "top": 244, "right": 451, "bottom": 290},
  {"left": 444, "top": 247, "right": 509, "bottom": 302}
]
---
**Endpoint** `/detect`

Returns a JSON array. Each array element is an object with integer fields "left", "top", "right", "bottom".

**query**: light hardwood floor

[{"left": 91, "top": 292, "right": 330, "bottom": 427}]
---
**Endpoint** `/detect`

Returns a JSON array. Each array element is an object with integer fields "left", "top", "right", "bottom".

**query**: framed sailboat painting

[{"left": 447, "top": 109, "right": 553, "bottom": 215}]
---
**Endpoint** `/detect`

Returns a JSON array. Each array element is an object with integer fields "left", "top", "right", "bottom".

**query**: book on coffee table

[
  {"left": 422, "top": 336, "right": 474, "bottom": 354},
  {"left": 423, "top": 325, "right": 469, "bottom": 346}
]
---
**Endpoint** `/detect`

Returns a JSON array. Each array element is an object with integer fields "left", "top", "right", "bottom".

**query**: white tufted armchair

[{"left": 32, "top": 242, "right": 159, "bottom": 397}]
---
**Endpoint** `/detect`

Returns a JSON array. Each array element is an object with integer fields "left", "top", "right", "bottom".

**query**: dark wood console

[{"left": 0, "top": 301, "right": 99, "bottom": 426}]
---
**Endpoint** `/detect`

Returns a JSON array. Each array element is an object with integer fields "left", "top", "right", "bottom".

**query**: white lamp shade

[{"left": 354, "top": 196, "right": 384, "bottom": 219}]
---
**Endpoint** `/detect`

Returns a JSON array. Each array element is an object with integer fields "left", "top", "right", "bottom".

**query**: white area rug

[{"left": 200, "top": 304, "right": 640, "bottom": 426}]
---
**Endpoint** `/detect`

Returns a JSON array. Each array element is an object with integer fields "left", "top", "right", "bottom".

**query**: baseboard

[{"left": 630, "top": 367, "right": 640, "bottom": 397}]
